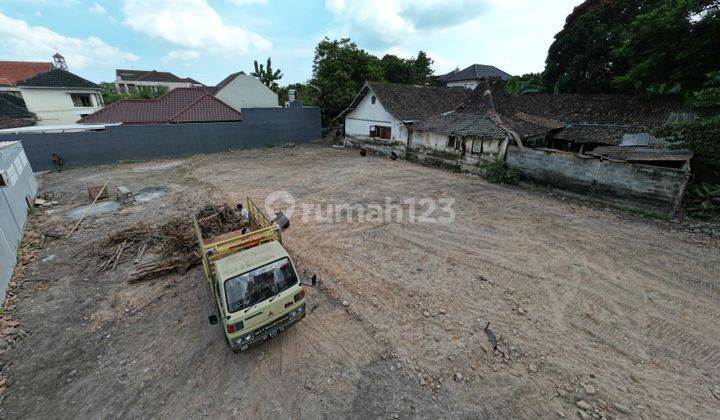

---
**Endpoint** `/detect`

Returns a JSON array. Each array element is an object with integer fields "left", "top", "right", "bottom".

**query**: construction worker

[
  {"left": 236, "top": 203, "right": 250, "bottom": 226},
  {"left": 51, "top": 153, "right": 63, "bottom": 172}
]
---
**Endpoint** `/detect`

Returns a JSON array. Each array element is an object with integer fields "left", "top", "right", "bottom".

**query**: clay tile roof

[
  {"left": 78, "top": 88, "right": 243, "bottom": 125},
  {"left": 0, "top": 115, "right": 34, "bottom": 129},
  {"left": 0, "top": 61, "right": 53, "bottom": 86},
  {"left": 116, "top": 69, "right": 189, "bottom": 83},
  {"left": 341, "top": 82, "right": 470, "bottom": 121},
  {"left": 18, "top": 68, "right": 99, "bottom": 89},
  {"left": 439, "top": 64, "right": 512, "bottom": 82}
]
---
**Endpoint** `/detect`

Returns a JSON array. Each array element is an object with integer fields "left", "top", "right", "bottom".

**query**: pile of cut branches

[{"left": 89, "top": 203, "right": 244, "bottom": 283}]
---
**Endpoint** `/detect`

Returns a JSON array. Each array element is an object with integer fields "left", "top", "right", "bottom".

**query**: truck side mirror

[
  {"left": 208, "top": 314, "right": 219, "bottom": 325},
  {"left": 311, "top": 275, "right": 317, "bottom": 287}
]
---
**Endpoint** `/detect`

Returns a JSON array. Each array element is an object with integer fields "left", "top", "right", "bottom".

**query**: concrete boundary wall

[
  {"left": 0, "top": 106, "right": 322, "bottom": 171},
  {"left": 0, "top": 142, "right": 37, "bottom": 302},
  {"left": 506, "top": 146, "right": 690, "bottom": 216}
]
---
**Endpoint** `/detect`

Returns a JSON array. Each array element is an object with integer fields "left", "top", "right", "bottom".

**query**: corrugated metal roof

[{"left": 618, "top": 132, "right": 670, "bottom": 147}]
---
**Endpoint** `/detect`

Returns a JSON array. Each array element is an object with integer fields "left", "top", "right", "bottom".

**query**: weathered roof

[
  {"left": 413, "top": 85, "right": 563, "bottom": 139},
  {"left": 0, "top": 61, "right": 53, "bottom": 86},
  {"left": 590, "top": 146, "right": 693, "bottom": 162},
  {"left": 439, "top": 64, "right": 512, "bottom": 82},
  {"left": 116, "top": 69, "right": 189, "bottom": 83},
  {"left": 78, "top": 88, "right": 243, "bottom": 125},
  {"left": 18, "top": 68, "right": 99, "bottom": 89},
  {"left": 0, "top": 93, "right": 34, "bottom": 119},
  {"left": 342, "top": 82, "right": 470, "bottom": 121},
  {"left": 0, "top": 115, "right": 34, "bottom": 129},
  {"left": 550, "top": 124, "right": 648, "bottom": 145}
]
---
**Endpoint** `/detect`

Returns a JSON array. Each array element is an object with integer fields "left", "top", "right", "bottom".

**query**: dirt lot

[{"left": 1, "top": 144, "right": 719, "bottom": 419}]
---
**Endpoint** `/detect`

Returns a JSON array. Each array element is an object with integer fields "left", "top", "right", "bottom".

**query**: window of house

[
  {"left": 369, "top": 125, "right": 391, "bottom": 139},
  {"left": 371, "top": 95, "right": 376, "bottom": 104},
  {"left": 71, "top": 94, "right": 93, "bottom": 107},
  {"left": 471, "top": 139, "right": 483, "bottom": 154},
  {"left": 447, "top": 135, "right": 462, "bottom": 150}
]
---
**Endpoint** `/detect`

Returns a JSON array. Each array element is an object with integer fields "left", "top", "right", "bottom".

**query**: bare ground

[{"left": 1, "top": 144, "right": 719, "bottom": 419}]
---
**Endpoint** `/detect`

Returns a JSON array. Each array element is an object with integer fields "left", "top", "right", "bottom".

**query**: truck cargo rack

[{"left": 193, "top": 198, "right": 281, "bottom": 281}]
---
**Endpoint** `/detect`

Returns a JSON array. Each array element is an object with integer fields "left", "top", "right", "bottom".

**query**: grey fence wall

[
  {"left": 0, "top": 105, "right": 322, "bottom": 171},
  {"left": 506, "top": 146, "right": 690, "bottom": 216},
  {"left": 0, "top": 142, "right": 37, "bottom": 302}
]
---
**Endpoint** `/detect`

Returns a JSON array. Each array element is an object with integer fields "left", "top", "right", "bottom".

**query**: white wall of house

[
  {"left": 411, "top": 129, "right": 507, "bottom": 161},
  {"left": 19, "top": 87, "right": 103, "bottom": 125},
  {"left": 411, "top": 130, "right": 458, "bottom": 150},
  {"left": 446, "top": 80, "right": 479, "bottom": 90},
  {"left": 214, "top": 74, "right": 279, "bottom": 110},
  {"left": 345, "top": 89, "right": 407, "bottom": 143}
]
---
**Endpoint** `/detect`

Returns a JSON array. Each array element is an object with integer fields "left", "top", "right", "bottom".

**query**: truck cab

[
  {"left": 195, "top": 199, "right": 305, "bottom": 352},
  {"left": 213, "top": 241, "right": 305, "bottom": 351}
]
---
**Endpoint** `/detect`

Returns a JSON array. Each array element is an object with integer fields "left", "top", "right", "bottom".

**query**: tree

[
  {"left": 379, "top": 51, "right": 435, "bottom": 85},
  {"left": 277, "top": 83, "right": 318, "bottom": 106},
  {"left": 613, "top": 0, "right": 720, "bottom": 94},
  {"left": 543, "top": 0, "right": 661, "bottom": 93},
  {"left": 310, "top": 38, "right": 384, "bottom": 123},
  {"left": 504, "top": 73, "right": 544, "bottom": 96},
  {"left": 251, "top": 58, "right": 283, "bottom": 91}
]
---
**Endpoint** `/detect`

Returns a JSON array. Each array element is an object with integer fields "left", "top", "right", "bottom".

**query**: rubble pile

[{"left": 90, "top": 203, "right": 245, "bottom": 283}]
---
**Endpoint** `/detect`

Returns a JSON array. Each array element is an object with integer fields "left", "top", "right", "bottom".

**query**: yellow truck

[{"left": 194, "top": 199, "right": 307, "bottom": 352}]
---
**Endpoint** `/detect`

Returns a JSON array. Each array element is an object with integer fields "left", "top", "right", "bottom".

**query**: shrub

[
  {"left": 483, "top": 159, "right": 521, "bottom": 184},
  {"left": 685, "top": 182, "right": 720, "bottom": 220}
]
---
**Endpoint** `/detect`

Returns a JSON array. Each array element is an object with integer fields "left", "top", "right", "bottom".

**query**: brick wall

[{"left": 506, "top": 146, "right": 690, "bottom": 216}]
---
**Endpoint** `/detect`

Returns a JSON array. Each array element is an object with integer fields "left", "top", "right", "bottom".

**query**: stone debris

[{"left": 576, "top": 400, "right": 592, "bottom": 411}]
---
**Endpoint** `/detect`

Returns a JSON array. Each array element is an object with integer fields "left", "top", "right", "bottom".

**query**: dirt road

[{"left": 1, "top": 145, "right": 719, "bottom": 418}]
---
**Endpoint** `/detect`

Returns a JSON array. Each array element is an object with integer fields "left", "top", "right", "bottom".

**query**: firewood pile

[{"left": 90, "top": 203, "right": 245, "bottom": 283}]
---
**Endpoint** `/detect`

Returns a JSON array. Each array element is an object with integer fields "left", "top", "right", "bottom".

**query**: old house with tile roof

[
  {"left": 78, "top": 87, "right": 242, "bottom": 125},
  {"left": 16, "top": 68, "right": 102, "bottom": 126},
  {"left": 340, "top": 82, "right": 470, "bottom": 148},
  {"left": 438, "top": 64, "right": 512, "bottom": 89},
  {"left": 115, "top": 69, "right": 204, "bottom": 93}
]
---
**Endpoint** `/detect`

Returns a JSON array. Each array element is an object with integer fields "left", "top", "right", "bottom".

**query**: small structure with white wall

[
  {"left": 340, "top": 81, "right": 469, "bottom": 155},
  {"left": 18, "top": 68, "right": 103, "bottom": 125},
  {"left": 438, "top": 64, "right": 511, "bottom": 90},
  {"left": 0, "top": 141, "right": 37, "bottom": 302},
  {"left": 210, "top": 72, "right": 279, "bottom": 110}
]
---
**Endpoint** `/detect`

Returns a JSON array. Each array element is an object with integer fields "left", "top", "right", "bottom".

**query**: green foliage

[
  {"left": 277, "top": 83, "right": 318, "bottom": 106},
  {"left": 654, "top": 72, "right": 720, "bottom": 169},
  {"left": 100, "top": 82, "right": 168, "bottom": 105},
  {"left": 613, "top": 0, "right": 720, "bottom": 94},
  {"left": 504, "top": 73, "right": 544, "bottom": 96},
  {"left": 685, "top": 182, "right": 720, "bottom": 219},
  {"left": 483, "top": 160, "right": 521, "bottom": 184},
  {"left": 544, "top": 0, "right": 720, "bottom": 95},
  {"left": 251, "top": 57, "right": 283, "bottom": 91},
  {"left": 309, "top": 38, "right": 435, "bottom": 123}
]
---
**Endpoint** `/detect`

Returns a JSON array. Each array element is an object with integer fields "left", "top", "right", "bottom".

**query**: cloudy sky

[{"left": 0, "top": 0, "right": 581, "bottom": 85}]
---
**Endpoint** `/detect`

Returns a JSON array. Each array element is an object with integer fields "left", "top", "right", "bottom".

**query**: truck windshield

[{"left": 224, "top": 258, "right": 298, "bottom": 313}]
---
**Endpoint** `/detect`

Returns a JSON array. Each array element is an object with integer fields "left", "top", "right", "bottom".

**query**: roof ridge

[{"left": 168, "top": 92, "right": 212, "bottom": 122}]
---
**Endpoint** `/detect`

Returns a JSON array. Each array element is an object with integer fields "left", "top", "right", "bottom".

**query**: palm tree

[{"left": 251, "top": 58, "right": 283, "bottom": 91}]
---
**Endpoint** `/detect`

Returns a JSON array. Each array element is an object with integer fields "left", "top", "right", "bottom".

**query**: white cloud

[
  {"left": 163, "top": 49, "right": 201, "bottom": 64},
  {"left": 0, "top": 12, "right": 138, "bottom": 69},
  {"left": 325, "top": 0, "right": 490, "bottom": 48},
  {"left": 122, "top": 0, "right": 271, "bottom": 55},
  {"left": 90, "top": 2, "right": 106, "bottom": 15}
]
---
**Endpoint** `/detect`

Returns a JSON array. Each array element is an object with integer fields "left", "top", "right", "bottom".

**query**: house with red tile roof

[
  {"left": 78, "top": 87, "right": 242, "bottom": 125},
  {"left": 0, "top": 61, "right": 54, "bottom": 90}
]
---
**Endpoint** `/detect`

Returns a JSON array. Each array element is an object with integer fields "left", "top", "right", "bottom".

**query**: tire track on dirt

[{"left": 645, "top": 317, "right": 720, "bottom": 371}]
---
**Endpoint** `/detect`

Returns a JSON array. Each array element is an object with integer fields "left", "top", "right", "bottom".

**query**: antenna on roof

[{"left": 52, "top": 52, "right": 68, "bottom": 70}]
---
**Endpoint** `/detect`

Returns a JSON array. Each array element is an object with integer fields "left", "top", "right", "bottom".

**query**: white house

[
  {"left": 209, "top": 72, "right": 279, "bottom": 110},
  {"left": 438, "top": 64, "right": 512, "bottom": 90},
  {"left": 340, "top": 82, "right": 469, "bottom": 145},
  {"left": 115, "top": 69, "right": 203, "bottom": 93},
  {"left": 17, "top": 69, "right": 103, "bottom": 126}
]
